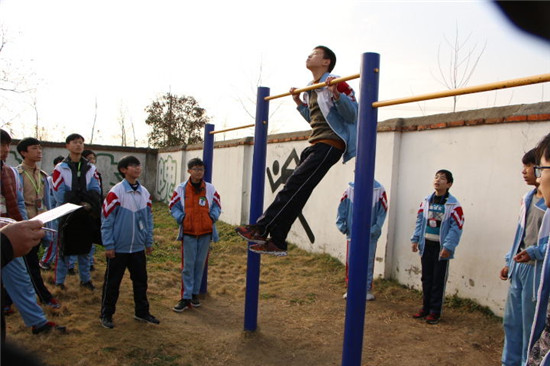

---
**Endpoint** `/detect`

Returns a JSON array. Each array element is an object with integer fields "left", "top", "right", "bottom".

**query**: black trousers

[
  {"left": 421, "top": 240, "right": 449, "bottom": 315},
  {"left": 100, "top": 251, "right": 149, "bottom": 318},
  {"left": 257, "top": 142, "right": 343, "bottom": 249},
  {"left": 23, "top": 246, "right": 53, "bottom": 304}
]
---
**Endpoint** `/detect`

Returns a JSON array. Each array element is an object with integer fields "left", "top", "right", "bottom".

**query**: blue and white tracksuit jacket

[
  {"left": 297, "top": 72, "right": 358, "bottom": 163},
  {"left": 501, "top": 190, "right": 546, "bottom": 366},
  {"left": 410, "top": 192, "right": 464, "bottom": 259},
  {"left": 169, "top": 181, "right": 222, "bottom": 243},
  {"left": 336, "top": 180, "right": 388, "bottom": 291},
  {"left": 527, "top": 209, "right": 550, "bottom": 365},
  {"left": 51, "top": 160, "right": 101, "bottom": 206},
  {"left": 2, "top": 166, "right": 49, "bottom": 328},
  {"left": 101, "top": 180, "right": 153, "bottom": 253}
]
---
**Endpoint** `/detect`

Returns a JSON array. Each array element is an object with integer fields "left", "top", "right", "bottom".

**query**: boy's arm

[
  {"left": 336, "top": 193, "right": 350, "bottom": 236},
  {"left": 51, "top": 167, "right": 66, "bottom": 206},
  {"left": 441, "top": 206, "right": 465, "bottom": 254},
  {"left": 15, "top": 173, "right": 29, "bottom": 221},
  {"left": 297, "top": 104, "right": 310, "bottom": 122},
  {"left": 146, "top": 196, "right": 154, "bottom": 248},
  {"left": 87, "top": 166, "right": 101, "bottom": 194},
  {"left": 371, "top": 191, "right": 388, "bottom": 240},
  {"left": 331, "top": 81, "right": 358, "bottom": 124},
  {"left": 169, "top": 189, "right": 185, "bottom": 224},
  {"left": 209, "top": 191, "right": 222, "bottom": 222},
  {"left": 410, "top": 202, "right": 425, "bottom": 243},
  {"left": 101, "top": 192, "right": 119, "bottom": 251}
]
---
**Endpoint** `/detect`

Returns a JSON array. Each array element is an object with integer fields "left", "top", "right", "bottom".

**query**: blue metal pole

[
  {"left": 244, "top": 86, "right": 270, "bottom": 331},
  {"left": 341, "top": 52, "right": 380, "bottom": 366},
  {"left": 200, "top": 123, "right": 215, "bottom": 294}
]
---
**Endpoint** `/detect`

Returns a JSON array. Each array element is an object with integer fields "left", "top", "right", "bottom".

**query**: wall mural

[
  {"left": 156, "top": 154, "right": 178, "bottom": 203},
  {"left": 96, "top": 153, "right": 123, "bottom": 189},
  {"left": 266, "top": 148, "right": 315, "bottom": 244}
]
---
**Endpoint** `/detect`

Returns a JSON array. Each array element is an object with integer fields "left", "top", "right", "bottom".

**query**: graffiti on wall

[
  {"left": 96, "top": 153, "right": 123, "bottom": 189},
  {"left": 266, "top": 148, "right": 315, "bottom": 244},
  {"left": 156, "top": 155, "right": 178, "bottom": 203}
]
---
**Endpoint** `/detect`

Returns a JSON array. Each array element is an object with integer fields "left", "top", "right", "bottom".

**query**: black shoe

[
  {"left": 134, "top": 314, "right": 160, "bottom": 325},
  {"left": 39, "top": 261, "right": 51, "bottom": 271},
  {"left": 173, "top": 299, "right": 192, "bottom": 313},
  {"left": 191, "top": 294, "right": 201, "bottom": 308},
  {"left": 80, "top": 281, "right": 95, "bottom": 291},
  {"left": 90, "top": 265, "right": 95, "bottom": 272},
  {"left": 100, "top": 317, "right": 114, "bottom": 329},
  {"left": 32, "top": 321, "right": 67, "bottom": 335},
  {"left": 68, "top": 268, "right": 76, "bottom": 276},
  {"left": 55, "top": 283, "right": 66, "bottom": 290}
]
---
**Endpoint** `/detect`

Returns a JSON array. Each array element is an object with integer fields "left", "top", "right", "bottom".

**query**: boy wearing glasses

[
  {"left": 410, "top": 169, "right": 464, "bottom": 325},
  {"left": 526, "top": 133, "right": 550, "bottom": 365},
  {"left": 100, "top": 156, "right": 158, "bottom": 329},
  {"left": 170, "top": 158, "right": 221, "bottom": 312},
  {"left": 500, "top": 148, "right": 546, "bottom": 366}
]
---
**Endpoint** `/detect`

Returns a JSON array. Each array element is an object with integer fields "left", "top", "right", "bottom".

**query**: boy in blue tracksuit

[
  {"left": 337, "top": 180, "right": 388, "bottom": 301},
  {"left": 411, "top": 169, "right": 464, "bottom": 325},
  {"left": 526, "top": 133, "right": 550, "bottom": 365},
  {"left": 170, "top": 158, "right": 221, "bottom": 312},
  {"left": 99, "top": 155, "right": 158, "bottom": 329},
  {"left": 500, "top": 149, "right": 546, "bottom": 366},
  {"left": 52, "top": 133, "right": 102, "bottom": 290}
]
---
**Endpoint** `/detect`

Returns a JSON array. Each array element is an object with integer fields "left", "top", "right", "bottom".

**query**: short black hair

[
  {"left": 117, "top": 155, "right": 141, "bottom": 177},
  {"left": 315, "top": 45, "right": 337, "bottom": 73},
  {"left": 1, "top": 129, "right": 12, "bottom": 144},
  {"left": 187, "top": 157, "right": 205, "bottom": 170},
  {"left": 17, "top": 137, "right": 41, "bottom": 157},
  {"left": 535, "top": 133, "right": 550, "bottom": 165},
  {"left": 53, "top": 156, "right": 64, "bottom": 166},
  {"left": 436, "top": 169, "right": 454, "bottom": 184},
  {"left": 522, "top": 148, "right": 537, "bottom": 165},
  {"left": 65, "top": 133, "right": 84, "bottom": 144},
  {"left": 82, "top": 150, "right": 95, "bottom": 159}
]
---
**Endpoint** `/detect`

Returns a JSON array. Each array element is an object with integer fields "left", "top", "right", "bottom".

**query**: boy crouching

[{"left": 99, "top": 156, "right": 159, "bottom": 329}]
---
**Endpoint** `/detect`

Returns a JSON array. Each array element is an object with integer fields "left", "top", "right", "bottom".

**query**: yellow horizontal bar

[
  {"left": 373, "top": 73, "right": 550, "bottom": 108},
  {"left": 209, "top": 123, "right": 256, "bottom": 135},
  {"left": 265, "top": 73, "right": 361, "bottom": 101}
]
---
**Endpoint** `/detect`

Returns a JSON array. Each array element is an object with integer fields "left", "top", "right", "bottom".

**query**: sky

[{"left": 0, "top": 0, "right": 549, "bottom": 147}]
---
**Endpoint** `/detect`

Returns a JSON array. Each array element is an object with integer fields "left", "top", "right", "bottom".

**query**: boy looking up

[
  {"left": 170, "top": 158, "right": 221, "bottom": 312},
  {"left": 52, "top": 133, "right": 101, "bottom": 290},
  {"left": 100, "top": 156, "right": 158, "bottom": 329},
  {"left": 236, "top": 45, "right": 358, "bottom": 256}
]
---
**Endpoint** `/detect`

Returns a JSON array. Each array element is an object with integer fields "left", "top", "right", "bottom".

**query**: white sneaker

[
  {"left": 366, "top": 292, "right": 375, "bottom": 301},
  {"left": 342, "top": 292, "right": 347, "bottom": 299}
]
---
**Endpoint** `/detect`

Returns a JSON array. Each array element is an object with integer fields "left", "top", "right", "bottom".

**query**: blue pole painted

[
  {"left": 244, "top": 86, "right": 270, "bottom": 331},
  {"left": 342, "top": 52, "right": 380, "bottom": 366},
  {"left": 200, "top": 123, "right": 215, "bottom": 294}
]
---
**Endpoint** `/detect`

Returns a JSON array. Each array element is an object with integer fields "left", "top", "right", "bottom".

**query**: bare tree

[
  {"left": 434, "top": 25, "right": 486, "bottom": 112},
  {"left": 90, "top": 97, "right": 98, "bottom": 144},
  {"left": 118, "top": 103, "right": 127, "bottom": 147}
]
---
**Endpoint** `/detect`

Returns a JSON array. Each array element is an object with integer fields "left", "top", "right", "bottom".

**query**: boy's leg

[
  {"left": 2, "top": 258, "right": 48, "bottom": 328},
  {"left": 192, "top": 235, "right": 211, "bottom": 295},
  {"left": 181, "top": 236, "right": 198, "bottom": 300},
  {"left": 55, "top": 254, "right": 68, "bottom": 286},
  {"left": 366, "top": 238, "right": 378, "bottom": 293},
  {"left": 89, "top": 245, "right": 96, "bottom": 267},
  {"left": 502, "top": 266, "right": 525, "bottom": 366},
  {"left": 22, "top": 246, "right": 54, "bottom": 304},
  {"left": 521, "top": 264, "right": 537, "bottom": 364},
  {"left": 77, "top": 254, "right": 92, "bottom": 284},
  {"left": 257, "top": 143, "right": 342, "bottom": 248},
  {"left": 428, "top": 256, "right": 449, "bottom": 315},
  {"left": 127, "top": 251, "right": 150, "bottom": 317},
  {"left": 420, "top": 242, "right": 438, "bottom": 312},
  {"left": 101, "top": 254, "right": 127, "bottom": 319}
]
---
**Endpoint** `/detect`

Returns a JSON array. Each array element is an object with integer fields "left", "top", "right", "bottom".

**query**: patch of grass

[{"left": 445, "top": 293, "right": 498, "bottom": 318}]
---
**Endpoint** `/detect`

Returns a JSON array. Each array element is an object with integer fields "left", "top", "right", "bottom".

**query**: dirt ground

[{"left": 3, "top": 204, "right": 503, "bottom": 366}]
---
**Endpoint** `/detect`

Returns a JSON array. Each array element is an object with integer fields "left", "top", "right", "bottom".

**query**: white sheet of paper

[{"left": 30, "top": 203, "right": 83, "bottom": 224}]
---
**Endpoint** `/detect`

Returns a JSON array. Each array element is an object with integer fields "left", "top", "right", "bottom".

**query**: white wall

[{"left": 151, "top": 102, "right": 550, "bottom": 316}]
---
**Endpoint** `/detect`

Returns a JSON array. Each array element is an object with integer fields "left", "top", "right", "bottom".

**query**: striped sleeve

[{"left": 102, "top": 191, "right": 120, "bottom": 218}]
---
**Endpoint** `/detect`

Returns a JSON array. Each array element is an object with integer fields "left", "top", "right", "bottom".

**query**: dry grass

[{"left": 4, "top": 202, "right": 503, "bottom": 365}]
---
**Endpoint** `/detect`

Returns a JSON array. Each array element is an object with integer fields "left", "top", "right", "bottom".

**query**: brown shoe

[
  {"left": 249, "top": 240, "right": 287, "bottom": 257},
  {"left": 235, "top": 225, "right": 267, "bottom": 244}
]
